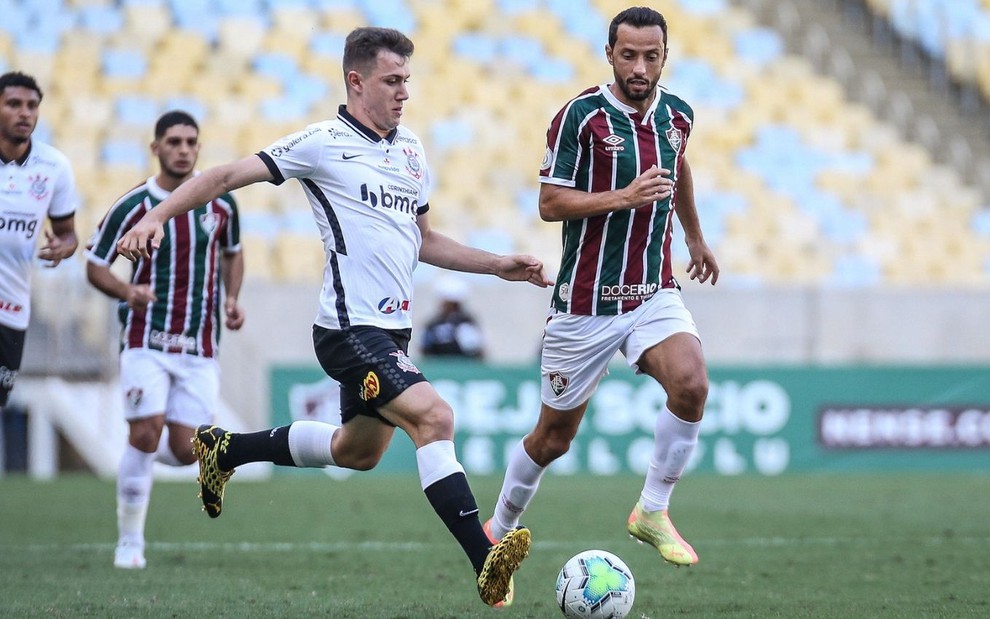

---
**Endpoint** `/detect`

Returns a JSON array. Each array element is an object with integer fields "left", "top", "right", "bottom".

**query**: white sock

[
  {"left": 287, "top": 420, "right": 339, "bottom": 467},
  {"left": 117, "top": 444, "right": 155, "bottom": 547},
  {"left": 640, "top": 406, "right": 700, "bottom": 512},
  {"left": 153, "top": 429, "right": 184, "bottom": 466},
  {"left": 491, "top": 440, "right": 546, "bottom": 540},
  {"left": 415, "top": 440, "right": 464, "bottom": 490}
]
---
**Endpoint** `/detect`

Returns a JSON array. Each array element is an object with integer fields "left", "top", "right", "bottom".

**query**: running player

[
  {"left": 86, "top": 110, "right": 245, "bottom": 569},
  {"left": 115, "top": 27, "right": 548, "bottom": 607},
  {"left": 486, "top": 5, "right": 720, "bottom": 584},
  {"left": 0, "top": 71, "right": 78, "bottom": 420}
]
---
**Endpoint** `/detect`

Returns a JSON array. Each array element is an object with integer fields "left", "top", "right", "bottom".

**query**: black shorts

[
  {"left": 312, "top": 324, "right": 429, "bottom": 424},
  {"left": 0, "top": 323, "right": 26, "bottom": 407}
]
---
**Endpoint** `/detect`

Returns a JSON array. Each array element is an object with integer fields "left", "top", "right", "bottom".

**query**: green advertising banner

[{"left": 271, "top": 363, "right": 990, "bottom": 476}]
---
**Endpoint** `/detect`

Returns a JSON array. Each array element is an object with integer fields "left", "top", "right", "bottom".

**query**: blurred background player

[
  {"left": 420, "top": 276, "right": 485, "bottom": 359},
  {"left": 85, "top": 110, "right": 245, "bottom": 569},
  {"left": 114, "top": 27, "right": 547, "bottom": 606},
  {"left": 0, "top": 71, "right": 78, "bottom": 421},
  {"left": 487, "top": 6, "right": 718, "bottom": 577}
]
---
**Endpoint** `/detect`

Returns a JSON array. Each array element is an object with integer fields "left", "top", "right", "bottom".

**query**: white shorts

[
  {"left": 540, "top": 289, "right": 700, "bottom": 410},
  {"left": 119, "top": 347, "right": 220, "bottom": 426}
]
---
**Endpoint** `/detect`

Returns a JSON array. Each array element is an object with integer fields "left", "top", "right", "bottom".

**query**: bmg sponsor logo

[
  {"left": 0, "top": 215, "right": 38, "bottom": 239},
  {"left": 360, "top": 184, "right": 418, "bottom": 215}
]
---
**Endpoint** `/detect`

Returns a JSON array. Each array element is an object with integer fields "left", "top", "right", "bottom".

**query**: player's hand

[
  {"left": 37, "top": 230, "right": 70, "bottom": 267},
  {"left": 623, "top": 165, "right": 674, "bottom": 209},
  {"left": 495, "top": 254, "right": 554, "bottom": 288},
  {"left": 127, "top": 284, "right": 157, "bottom": 312},
  {"left": 224, "top": 298, "right": 245, "bottom": 330},
  {"left": 685, "top": 238, "right": 719, "bottom": 285},
  {"left": 117, "top": 215, "right": 165, "bottom": 261}
]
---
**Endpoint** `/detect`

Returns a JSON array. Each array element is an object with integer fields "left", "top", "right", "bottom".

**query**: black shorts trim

[{"left": 312, "top": 324, "right": 428, "bottom": 424}]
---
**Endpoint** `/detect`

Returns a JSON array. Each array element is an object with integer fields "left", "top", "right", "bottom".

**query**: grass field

[{"left": 1, "top": 473, "right": 988, "bottom": 618}]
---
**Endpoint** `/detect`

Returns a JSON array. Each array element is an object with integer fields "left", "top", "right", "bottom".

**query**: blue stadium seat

[
  {"left": 101, "top": 139, "right": 149, "bottom": 168},
  {"left": 733, "top": 28, "right": 785, "bottom": 67},
  {"left": 115, "top": 95, "right": 160, "bottom": 125},
  {"left": 102, "top": 49, "right": 148, "bottom": 80}
]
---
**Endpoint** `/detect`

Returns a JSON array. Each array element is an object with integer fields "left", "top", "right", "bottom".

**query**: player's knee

[
  {"left": 340, "top": 449, "right": 384, "bottom": 471},
  {"left": 128, "top": 428, "right": 159, "bottom": 453},
  {"left": 667, "top": 375, "right": 708, "bottom": 419},
  {"left": 170, "top": 440, "right": 196, "bottom": 465}
]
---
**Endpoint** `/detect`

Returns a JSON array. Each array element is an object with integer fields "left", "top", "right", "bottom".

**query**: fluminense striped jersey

[
  {"left": 85, "top": 176, "right": 240, "bottom": 358},
  {"left": 540, "top": 84, "right": 693, "bottom": 316},
  {"left": 256, "top": 105, "right": 431, "bottom": 332}
]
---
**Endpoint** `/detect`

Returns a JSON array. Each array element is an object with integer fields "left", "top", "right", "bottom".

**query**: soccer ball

[{"left": 555, "top": 549, "right": 635, "bottom": 619}]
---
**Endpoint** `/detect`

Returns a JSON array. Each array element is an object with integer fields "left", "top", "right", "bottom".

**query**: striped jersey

[
  {"left": 0, "top": 140, "right": 78, "bottom": 330},
  {"left": 85, "top": 175, "right": 240, "bottom": 358},
  {"left": 540, "top": 84, "right": 693, "bottom": 316},
  {"left": 256, "top": 105, "right": 431, "bottom": 332}
]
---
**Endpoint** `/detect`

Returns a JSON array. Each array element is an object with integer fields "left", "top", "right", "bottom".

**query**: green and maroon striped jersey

[
  {"left": 539, "top": 84, "right": 693, "bottom": 316},
  {"left": 85, "top": 176, "right": 240, "bottom": 358}
]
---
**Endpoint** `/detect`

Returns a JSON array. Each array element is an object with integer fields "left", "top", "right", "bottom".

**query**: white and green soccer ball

[{"left": 555, "top": 549, "right": 635, "bottom": 619}]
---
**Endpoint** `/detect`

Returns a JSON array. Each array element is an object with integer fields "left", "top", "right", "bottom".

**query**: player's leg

[
  {"left": 378, "top": 381, "right": 530, "bottom": 607},
  {"left": 623, "top": 292, "right": 707, "bottom": 565},
  {"left": 115, "top": 349, "right": 171, "bottom": 569},
  {"left": 0, "top": 325, "right": 27, "bottom": 465},
  {"left": 489, "top": 310, "right": 620, "bottom": 540}
]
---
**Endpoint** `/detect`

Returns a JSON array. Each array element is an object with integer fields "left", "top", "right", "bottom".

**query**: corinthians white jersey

[
  {"left": 257, "top": 106, "right": 431, "bottom": 331},
  {"left": 0, "top": 141, "right": 78, "bottom": 330}
]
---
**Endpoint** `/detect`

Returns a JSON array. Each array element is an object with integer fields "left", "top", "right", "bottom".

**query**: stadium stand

[{"left": 2, "top": 0, "right": 989, "bottom": 288}]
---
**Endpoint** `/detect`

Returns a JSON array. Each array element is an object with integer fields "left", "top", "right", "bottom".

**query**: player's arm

[
  {"left": 85, "top": 260, "right": 156, "bottom": 312},
  {"left": 117, "top": 155, "right": 273, "bottom": 260},
  {"left": 673, "top": 156, "right": 718, "bottom": 285},
  {"left": 37, "top": 215, "right": 78, "bottom": 267},
  {"left": 417, "top": 211, "right": 551, "bottom": 287},
  {"left": 220, "top": 249, "right": 245, "bottom": 330},
  {"left": 538, "top": 165, "right": 675, "bottom": 221}
]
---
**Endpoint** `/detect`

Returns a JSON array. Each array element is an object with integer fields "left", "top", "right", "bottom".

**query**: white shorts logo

[{"left": 548, "top": 371, "right": 569, "bottom": 397}]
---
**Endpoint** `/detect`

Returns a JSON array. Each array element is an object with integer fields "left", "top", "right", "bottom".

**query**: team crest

[
  {"left": 403, "top": 147, "right": 423, "bottom": 180},
  {"left": 541, "top": 147, "right": 553, "bottom": 170},
  {"left": 28, "top": 175, "right": 49, "bottom": 200},
  {"left": 199, "top": 212, "right": 220, "bottom": 234},
  {"left": 389, "top": 350, "right": 421, "bottom": 374},
  {"left": 665, "top": 126, "right": 683, "bottom": 153},
  {"left": 125, "top": 387, "right": 143, "bottom": 410},
  {"left": 548, "top": 371, "right": 569, "bottom": 397},
  {"left": 361, "top": 371, "right": 380, "bottom": 401}
]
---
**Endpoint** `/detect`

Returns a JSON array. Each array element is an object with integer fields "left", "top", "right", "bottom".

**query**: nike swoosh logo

[
  {"left": 459, "top": 509, "right": 479, "bottom": 518},
  {"left": 342, "top": 153, "right": 361, "bottom": 160}
]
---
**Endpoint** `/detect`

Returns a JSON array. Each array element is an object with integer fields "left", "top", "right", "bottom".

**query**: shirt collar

[
  {"left": 0, "top": 141, "right": 32, "bottom": 166},
  {"left": 337, "top": 104, "right": 398, "bottom": 144}
]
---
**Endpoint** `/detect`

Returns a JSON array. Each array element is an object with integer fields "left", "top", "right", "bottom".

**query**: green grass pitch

[{"left": 1, "top": 473, "right": 988, "bottom": 618}]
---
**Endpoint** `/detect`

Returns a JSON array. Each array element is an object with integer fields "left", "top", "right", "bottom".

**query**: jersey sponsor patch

[{"left": 361, "top": 371, "right": 380, "bottom": 401}]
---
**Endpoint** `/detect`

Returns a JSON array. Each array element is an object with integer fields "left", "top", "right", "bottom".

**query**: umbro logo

[{"left": 342, "top": 153, "right": 362, "bottom": 160}]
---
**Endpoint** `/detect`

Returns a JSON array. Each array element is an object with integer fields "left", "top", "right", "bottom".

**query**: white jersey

[
  {"left": 0, "top": 140, "right": 78, "bottom": 330},
  {"left": 258, "top": 105, "right": 431, "bottom": 331}
]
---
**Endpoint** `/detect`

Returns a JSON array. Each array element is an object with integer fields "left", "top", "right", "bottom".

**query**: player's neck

[
  {"left": 0, "top": 136, "right": 30, "bottom": 164},
  {"left": 155, "top": 170, "right": 193, "bottom": 193}
]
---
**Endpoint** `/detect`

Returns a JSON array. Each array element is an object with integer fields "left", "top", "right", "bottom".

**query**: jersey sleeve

[
  {"left": 85, "top": 195, "right": 141, "bottom": 266},
  {"left": 539, "top": 102, "right": 583, "bottom": 188},
  {"left": 218, "top": 193, "right": 241, "bottom": 253},
  {"left": 256, "top": 125, "right": 326, "bottom": 186},
  {"left": 48, "top": 152, "right": 79, "bottom": 219}
]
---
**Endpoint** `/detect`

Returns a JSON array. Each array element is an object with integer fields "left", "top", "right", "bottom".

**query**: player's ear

[
  {"left": 346, "top": 70, "right": 363, "bottom": 93},
  {"left": 605, "top": 44, "right": 614, "bottom": 65}
]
